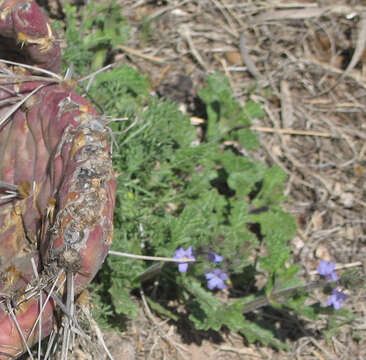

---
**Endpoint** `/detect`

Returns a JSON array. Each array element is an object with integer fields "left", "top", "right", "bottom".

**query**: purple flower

[
  {"left": 209, "top": 251, "right": 223, "bottom": 264},
  {"left": 205, "top": 269, "right": 228, "bottom": 290},
  {"left": 327, "top": 289, "right": 348, "bottom": 310},
  {"left": 317, "top": 260, "right": 339, "bottom": 282},
  {"left": 173, "top": 246, "right": 195, "bottom": 273}
]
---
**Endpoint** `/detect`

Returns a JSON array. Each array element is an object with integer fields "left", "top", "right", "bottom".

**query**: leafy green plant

[
  {"left": 63, "top": 0, "right": 129, "bottom": 74},
  {"left": 84, "top": 67, "right": 311, "bottom": 347},
  {"left": 60, "top": 3, "right": 359, "bottom": 350}
]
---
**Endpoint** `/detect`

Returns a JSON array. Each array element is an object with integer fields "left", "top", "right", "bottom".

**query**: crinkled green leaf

[
  {"left": 236, "top": 128, "right": 260, "bottom": 151},
  {"left": 244, "top": 100, "right": 265, "bottom": 118},
  {"left": 198, "top": 73, "right": 256, "bottom": 140},
  {"left": 238, "top": 322, "right": 288, "bottom": 349},
  {"left": 286, "top": 296, "right": 318, "bottom": 320},
  {"left": 109, "top": 281, "right": 139, "bottom": 318},
  {"left": 146, "top": 297, "right": 178, "bottom": 321}
]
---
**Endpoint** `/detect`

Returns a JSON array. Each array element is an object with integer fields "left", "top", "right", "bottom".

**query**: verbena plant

[{"left": 60, "top": 0, "right": 359, "bottom": 349}]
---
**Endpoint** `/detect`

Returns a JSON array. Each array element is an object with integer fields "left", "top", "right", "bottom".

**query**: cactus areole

[{"left": 0, "top": 1, "right": 116, "bottom": 358}]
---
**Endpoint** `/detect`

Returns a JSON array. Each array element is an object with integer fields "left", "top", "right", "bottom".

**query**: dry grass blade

[
  {"left": 0, "top": 74, "right": 59, "bottom": 84},
  {"left": 61, "top": 272, "right": 75, "bottom": 360},
  {"left": 139, "top": 288, "right": 190, "bottom": 360},
  {"left": 280, "top": 80, "right": 294, "bottom": 128},
  {"left": 0, "top": 97, "right": 22, "bottom": 107},
  {"left": 144, "top": 0, "right": 190, "bottom": 22},
  {"left": 79, "top": 303, "right": 115, "bottom": 360},
  {"left": 0, "top": 59, "right": 62, "bottom": 80},
  {"left": 0, "top": 181, "right": 18, "bottom": 191},
  {"left": 38, "top": 290, "right": 43, "bottom": 360},
  {"left": 181, "top": 26, "right": 209, "bottom": 71},
  {"left": 108, "top": 250, "right": 196, "bottom": 263},
  {"left": 0, "top": 181, "right": 19, "bottom": 202},
  {"left": 239, "top": 27, "right": 263, "bottom": 80},
  {"left": 250, "top": 126, "right": 334, "bottom": 137},
  {"left": 254, "top": 7, "right": 327, "bottom": 22},
  {"left": 29, "top": 257, "right": 43, "bottom": 360},
  {"left": 29, "top": 269, "right": 64, "bottom": 340},
  {"left": 44, "top": 330, "right": 57, "bottom": 360},
  {"left": 118, "top": 45, "right": 166, "bottom": 64}
]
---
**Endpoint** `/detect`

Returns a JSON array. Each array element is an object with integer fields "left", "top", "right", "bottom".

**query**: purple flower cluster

[
  {"left": 316, "top": 260, "right": 339, "bottom": 282},
  {"left": 316, "top": 260, "right": 348, "bottom": 310},
  {"left": 206, "top": 251, "right": 227, "bottom": 290},
  {"left": 173, "top": 246, "right": 195, "bottom": 273},
  {"left": 173, "top": 247, "right": 227, "bottom": 291},
  {"left": 205, "top": 269, "right": 227, "bottom": 290},
  {"left": 327, "top": 289, "right": 348, "bottom": 310},
  {"left": 209, "top": 251, "right": 223, "bottom": 264}
]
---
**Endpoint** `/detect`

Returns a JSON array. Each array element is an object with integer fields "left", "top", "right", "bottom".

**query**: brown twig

[
  {"left": 250, "top": 126, "right": 334, "bottom": 138},
  {"left": 118, "top": 45, "right": 166, "bottom": 64},
  {"left": 239, "top": 27, "right": 263, "bottom": 80}
]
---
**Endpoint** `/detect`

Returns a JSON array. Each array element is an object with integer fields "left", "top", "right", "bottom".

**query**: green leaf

[
  {"left": 238, "top": 322, "right": 288, "bottom": 349},
  {"left": 109, "top": 281, "right": 139, "bottom": 318},
  {"left": 93, "top": 66, "right": 150, "bottom": 99},
  {"left": 286, "top": 296, "right": 318, "bottom": 320},
  {"left": 252, "top": 210, "right": 297, "bottom": 273},
  {"left": 198, "top": 73, "right": 259, "bottom": 140},
  {"left": 146, "top": 297, "right": 178, "bottom": 321},
  {"left": 236, "top": 128, "right": 260, "bottom": 151},
  {"left": 254, "top": 166, "right": 287, "bottom": 207},
  {"left": 244, "top": 100, "right": 265, "bottom": 118},
  {"left": 63, "top": 1, "right": 129, "bottom": 75}
]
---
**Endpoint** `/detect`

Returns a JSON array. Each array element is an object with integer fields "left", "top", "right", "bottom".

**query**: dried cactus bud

[{"left": 0, "top": 0, "right": 61, "bottom": 72}]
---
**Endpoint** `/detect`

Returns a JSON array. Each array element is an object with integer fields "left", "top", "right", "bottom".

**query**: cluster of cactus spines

[{"left": 0, "top": 1, "right": 116, "bottom": 358}]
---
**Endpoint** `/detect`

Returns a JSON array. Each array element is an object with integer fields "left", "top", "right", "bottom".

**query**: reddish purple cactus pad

[{"left": 0, "top": 1, "right": 116, "bottom": 357}]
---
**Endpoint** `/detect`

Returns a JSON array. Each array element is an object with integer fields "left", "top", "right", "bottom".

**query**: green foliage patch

[
  {"left": 63, "top": 0, "right": 129, "bottom": 74},
  {"left": 86, "top": 66, "right": 302, "bottom": 347},
  {"left": 60, "top": 1, "right": 357, "bottom": 349}
]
